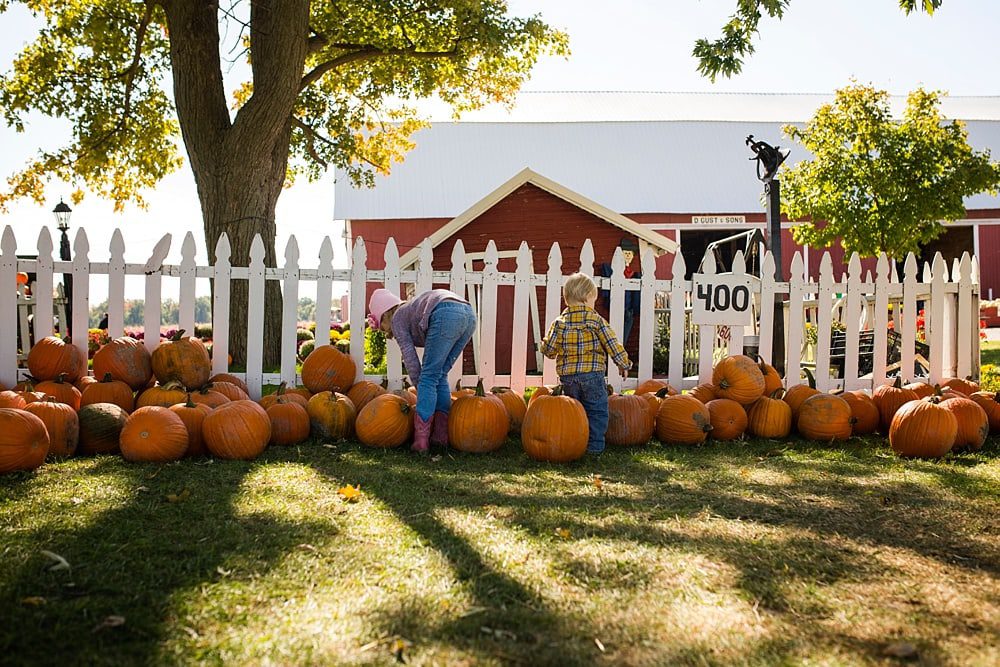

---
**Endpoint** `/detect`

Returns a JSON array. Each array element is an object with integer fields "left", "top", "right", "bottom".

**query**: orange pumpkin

[
  {"left": 81, "top": 373, "right": 135, "bottom": 413},
  {"left": 169, "top": 396, "right": 212, "bottom": 457},
  {"left": 940, "top": 396, "right": 988, "bottom": 452},
  {"left": 969, "top": 391, "right": 1000, "bottom": 434},
  {"left": 120, "top": 406, "right": 189, "bottom": 462},
  {"left": 208, "top": 373, "right": 249, "bottom": 394},
  {"left": 301, "top": 346, "right": 356, "bottom": 394},
  {"left": 266, "top": 399, "right": 310, "bottom": 446},
  {"left": 656, "top": 394, "right": 712, "bottom": 445},
  {"left": 209, "top": 381, "right": 250, "bottom": 402},
  {"left": 306, "top": 391, "right": 356, "bottom": 440},
  {"left": 203, "top": 400, "right": 271, "bottom": 460},
  {"left": 27, "top": 336, "right": 84, "bottom": 382},
  {"left": 93, "top": 336, "right": 153, "bottom": 390},
  {"left": 13, "top": 381, "right": 47, "bottom": 406},
  {"left": 259, "top": 382, "right": 308, "bottom": 410},
  {"left": 687, "top": 383, "right": 717, "bottom": 404},
  {"left": 873, "top": 377, "right": 919, "bottom": 433},
  {"left": 448, "top": 379, "right": 509, "bottom": 453},
  {"left": 706, "top": 398, "right": 747, "bottom": 441},
  {"left": 491, "top": 387, "right": 528, "bottom": 435},
  {"left": 356, "top": 394, "right": 413, "bottom": 448},
  {"left": 712, "top": 355, "right": 766, "bottom": 405},
  {"left": 746, "top": 390, "right": 792, "bottom": 439},
  {"left": 0, "top": 390, "right": 27, "bottom": 410},
  {"left": 903, "top": 381, "right": 935, "bottom": 399},
  {"left": 34, "top": 374, "right": 82, "bottom": 411},
  {"left": 77, "top": 403, "right": 128, "bottom": 455},
  {"left": 345, "top": 380, "right": 387, "bottom": 414},
  {"left": 151, "top": 330, "right": 211, "bottom": 389},
  {"left": 136, "top": 382, "right": 188, "bottom": 409},
  {"left": 941, "top": 377, "right": 979, "bottom": 397},
  {"left": 797, "top": 394, "right": 853, "bottom": 441},
  {"left": 606, "top": 393, "right": 655, "bottom": 447},
  {"left": 639, "top": 392, "right": 661, "bottom": 421},
  {"left": 0, "top": 409, "right": 49, "bottom": 473},
  {"left": 635, "top": 379, "right": 677, "bottom": 396},
  {"left": 25, "top": 398, "right": 79, "bottom": 458},
  {"left": 521, "top": 388, "right": 588, "bottom": 462},
  {"left": 782, "top": 368, "right": 820, "bottom": 426},
  {"left": 842, "top": 391, "right": 880, "bottom": 435},
  {"left": 75, "top": 375, "right": 99, "bottom": 392},
  {"left": 756, "top": 356, "right": 784, "bottom": 395},
  {"left": 527, "top": 385, "right": 556, "bottom": 405},
  {"left": 889, "top": 398, "right": 957, "bottom": 458},
  {"left": 189, "top": 385, "right": 230, "bottom": 409}
]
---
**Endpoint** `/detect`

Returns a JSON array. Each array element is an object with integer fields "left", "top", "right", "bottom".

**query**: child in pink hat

[{"left": 368, "top": 288, "right": 476, "bottom": 454}]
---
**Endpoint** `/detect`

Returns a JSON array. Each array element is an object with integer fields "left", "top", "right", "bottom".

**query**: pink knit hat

[{"left": 367, "top": 288, "right": 404, "bottom": 329}]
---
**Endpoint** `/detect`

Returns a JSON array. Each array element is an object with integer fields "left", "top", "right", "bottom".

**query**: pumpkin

[
  {"left": 873, "top": 377, "right": 919, "bottom": 433},
  {"left": 797, "top": 394, "right": 853, "bottom": 441},
  {"left": 306, "top": 391, "right": 356, "bottom": 440},
  {"left": 688, "top": 383, "right": 717, "bottom": 404},
  {"left": 746, "top": 390, "right": 792, "bottom": 439},
  {"left": 209, "top": 381, "right": 250, "bottom": 402},
  {"left": 451, "top": 379, "right": 476, "bottom": 402},
  {"left": 120, "top": 406, "right": 189, "bottom": 462},
  {"left": 782, "top": 368, "right": 820, "bottom": 425},
  {"left": 151, "top": 330, "right": 212, "bottom": 389},
  {"left": 169, "top": 395, "right": 212, "bottom": 457},
  {"left": 25, "top": 398, "right": 79, "bottom": 458},
  {"left": 188, "top": 384, "right": 230, "bottom": 409},
  {"left": 706, "top": 398, "right": 747, "bottom": 441},
  {"left": 203, "top": 400, "right": 271, "bottom": 460},
  {"left": 301, "top": 346, "right": 356, "bottom": 394},
  {"left": 0, "top": 409, "right": 49, "bottom": 473},
  {"left": 13, "top": 381, "right": 47, "bottom": 406},
  {"left": 639, "top": 392, "right": 661, "bottom": 421},
  {"left": 259, "top": 382, "right": 308, "bottom": 410},
  {"left": 521, "top": 388, "right": 588, "bottom": 462},
  {"left": 34, "top": 374, "right": 82, "bottom": 411},
  {"left": 92, "top": 336, "right": 152, "bottom": 390},
  {"left": 136, "top": 382, "right": 188, "bottom": 409},
  {"left": 208, "top": 373, "right": 249, "bottom": 394},
  {"left": 712, "top": 355, "right": 766, "bottom": 405},
  {"left": 903, "top": 381, "right": 935, "bottom": 399},
  {"left": 356, "top": 394, "right": 413, "bottom": 448},
  {"left": 266, "top": 399, "right": 310, "bottom": 446},
  {"left": 81, "top": 373, "right": 135, "bottom": 413},
  {"left": 345, "top": 380, "right": 386, "bottom": 414},
  {"left": 77, "top": 403, "right": 128, "bottom": 455},
  {"left": 842, "top": 391, "right": 880, "bottom": 435},
  {"left": 606, "top": 393, "right": 655, "bottom": 447},
  {"left": 889, "top": 398, "right": 957, "bottom": 458},
  {"left": 527, "top": 385, "right": 556, "bottom": 405},
  {"left": 448, "top": 379, "right": 509, "bottom": 453},
  {"left": 940, "top": 397, "right": 988, "bottom": 452},
  {"left": 491, "top": 387, "right": 527, "bottom": 435},
  {"left": 756, "top": 356, "right": 784, "bottom": 395},
  {"left": 0, "top": 390, "right": 27, "bottom": 410},
  {"left": 391, "top": 386, "right": 418, "bottom": 407},
  {"left": 941, "top": 377, "right": 979, "bottom": 396},
  {"left": 75, "top": 375, "right": 98, "bottom": 392},
  {"left": 655, "top": 394, "right": 712, "bottom": 446},
  {"left": 635, "top": 379, "right": 677, "bottom": 396},
  {"left": 969, "top": 391, "right": 1000, "bottom": 434},
  {"left": 284, "top": 386, "right": 313, "bottom": 402},
  {"left": 27, "top": 335, "right": 84, "bottom": 382}
]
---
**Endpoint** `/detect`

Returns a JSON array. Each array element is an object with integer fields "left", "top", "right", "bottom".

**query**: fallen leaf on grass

[
  {"left": 40, "top": 550, "right": 71, "bottom": 572},
  {"left": 430, "top": 455, "right": 442, "bottom": 462},
  {"left": 882, "top": 642, "right": 918, "bottom": 660},
  {"left": 297, "top": 543, "right": 318, "bottom": 553},
  {"left": 216, "top": 566, "right": 231, "bottom": 577},
  {"left": 555, "top": 528, "right": 571, "bottom": 539},
  {"left": 165, "top": 488, "right": 191, "bottom": 503},
  {"left": 592, "top": 474, "right": 603, "bottom": 490},
  {"left": 391, "top": 638, "right": 410, "bottom": 663},
  {"left": 21, "top": 596, "right": 46, "bottom": 606},
  {"left": 594, "top": 637, "right": 606, "bottom": 652},
  {"left": 92, "top": 615, "right": 126, "bottom": 633},
  {"left": 337, "top": 484, "right": 362, "bottom": 502}
]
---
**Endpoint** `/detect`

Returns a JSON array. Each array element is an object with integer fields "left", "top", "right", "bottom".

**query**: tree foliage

[
  {"left": 779, "top": 84, "right": 1000, "bottom": 259},
  {"left": 695, "top": 0, "right": 944, "bottom": 81}
]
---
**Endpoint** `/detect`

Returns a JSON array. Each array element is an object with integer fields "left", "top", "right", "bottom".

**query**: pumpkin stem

[
  {"left": 101, "top": 372, "right": 114, "bottom": 383},
  {"left": 474, "top": 378, "right": 486, "bottom": 397},
  {"left": 803, "top": 367, "right": 816, "bottom": 389},
  {"left": 170, "top": 329, "right": 186, "bottom": 342},
  {"left": 654, "top": 387, "right": 671, "bottom": 398},
  {"left": 769, "top": 388, "right": 786, "bottom": 400},
  {"left": 606, "top": 384, "right": 615, "bottom": 397},
  {"left": 55, "top": 373, "right": 68, "bottom": 384},
  {"left": 892, "top": 376, "right": 903, "bottom": 389},
  {"left": 381, "top": 377, "right": 389, "bottom": 389},
  {"left": 183, "top": 393, "right": 197, "bottom": 409},
  {"left": 276, "top": 381, "right": 287, "bottom": 396},
  {"left": 551, "top": 385, "right": 564, "bottom": 397}
]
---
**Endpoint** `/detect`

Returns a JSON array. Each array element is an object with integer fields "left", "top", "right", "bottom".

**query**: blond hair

[{"left": 563, "top": 273, "right": 597, "bottom": 305}]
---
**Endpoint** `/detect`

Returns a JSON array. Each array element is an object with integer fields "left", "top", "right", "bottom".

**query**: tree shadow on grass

[{"left": 0, "top": 453, "right": 334, "bottom": 666}]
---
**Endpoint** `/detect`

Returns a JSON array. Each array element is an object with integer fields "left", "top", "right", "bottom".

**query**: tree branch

[
  {"left": 300, "top": 44, "right": 459, "bottom": 90},
  {"left": 290, "top": 116, "right": 332, "bottom": 169}
]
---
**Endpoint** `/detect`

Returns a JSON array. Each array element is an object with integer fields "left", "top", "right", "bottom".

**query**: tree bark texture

[{"left": 161, "top": 0, "right": 310, "bottom": 368}]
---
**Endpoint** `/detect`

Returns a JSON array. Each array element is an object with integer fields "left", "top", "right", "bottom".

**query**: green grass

[
  {"left": 2, "top": 436, "right": 999, "bottom": 666},
  {"left": 982, "top": 340, "right": 1000, "bottom": 367}
]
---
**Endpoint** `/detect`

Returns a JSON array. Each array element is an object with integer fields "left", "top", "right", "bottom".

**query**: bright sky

[{"left": 1, "top": 0, "right": 998, "bottom": 301}]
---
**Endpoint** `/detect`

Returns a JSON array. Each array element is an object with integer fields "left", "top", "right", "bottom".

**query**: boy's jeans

[
  {"left": 560, "top": 370, "right": 609, "bottom": 454},
  {"left": 416, "top": 301, "right": 477, "bottom": 421}
]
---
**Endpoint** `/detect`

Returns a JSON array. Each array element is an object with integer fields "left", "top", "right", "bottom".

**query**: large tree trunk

[{"left": 162, "top": 0, "right": 310, "bottom": 368}]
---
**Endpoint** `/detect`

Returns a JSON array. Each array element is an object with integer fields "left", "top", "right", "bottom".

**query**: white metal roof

[{"left": 334, "top": 92, "right": 1000, "bottom": 220}]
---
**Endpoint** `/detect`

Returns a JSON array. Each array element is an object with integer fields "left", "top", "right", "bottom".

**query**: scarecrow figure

[{"left": 599, "top": 237, "right": 641, "bottom": 345}]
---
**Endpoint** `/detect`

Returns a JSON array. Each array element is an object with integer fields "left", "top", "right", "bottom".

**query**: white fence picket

[
  {"left": 579, "top": 239, "right": 594, "bottom": 277},
  {"left": 107, "top": 229, "right": 125, "bottom": 338},
  {"left": 179, "top": 232, "right": 197, "bottom": 336},
  {"left": 246, "top": 235, "right": 267, "bottom": 398},
  {"left": 0, "top": 228, "right": 16, "bottom": 388},
  {"left": 35, "top": 229, "right": 54, "bottom": 340},
  {"left": 929, "top": 253, "right": 947, "bottom": 384},
  {"left": 349, "top": 238, "right": 367, "bottom": 382},
  {"left": 757, "top": 252, "right": 776, "bottom": 369},
  {"left": 280, "top": 236, "right": 300, "bottom": 386},
  {"left": 728, "top": 250, "right": 746, "bottom": 355},
  {"left": 637, "top": 248, "right": 657, "bottom": 383},
  {"left": 71, "top": 229, "right": 91, "bottom": 364},
  {"left": 607, "top": 246, "right": 626, "bottom": 392},
  {"left": 383, "top": 239, "right": 403, "bottom": 390},
  {"left": 843, "top": 253, "right": 863, "bottom": 390},
  {"left": 697, "top": 248, "right": 716, "bottom": 383},
  {"left": 416, "top": 238, "right": 433, "bottom": 294},
  {"left": 901, "top": 254, "right": 919, "bottom": 382},
  {"left": 479, "top": 241, "right": 500, "bottom": 390},
  {"left": 668, "top": 252, "right": 686, "bottom": 385},
  {"left": 815, "top": 254, "right": 834, "bottom": 392},
  {"left": 786, "top": 252, "right": 806, "bottom": 386},
  {"left": 872, "top": 254, "right": 891, "bottom": 388},
  {"left": 543, "top": 243, "right": 563, "bottom": 386},
  {"left": 510, "top": 242, "right": 531, "bottom": 393},
  {"left": 956, "top": 253, "right": 974, "bottom": 379},
  {"left": 211, "top": 234, "right": 232, "bottom": 376},
  {"left": 142, "top": 233, "right": 169, "bottom": 354},
  {"left": 315, "top": 237, "right": 334, "bottom": 349},
  {"left": 448, "top": 240, "right": 467, "bottom": 390}
]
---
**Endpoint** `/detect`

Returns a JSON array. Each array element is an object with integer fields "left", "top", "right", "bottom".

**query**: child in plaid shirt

[{"left": 539, "top": 273, "right": 631, "bottom": 455}]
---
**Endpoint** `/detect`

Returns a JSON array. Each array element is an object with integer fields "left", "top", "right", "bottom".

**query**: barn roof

[
  {"left": 395, "top": 168, "right": 679, "bottom": 269},
  {"left": 334, "top": 92, "right": 1000, "bottom": 220}
]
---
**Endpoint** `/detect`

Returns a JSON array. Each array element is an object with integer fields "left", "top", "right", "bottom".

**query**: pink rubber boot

[
  {"left": 430, "top": 411, "right": 449, "bottom": 448},
  {"left": 412, "top": 413, "right": 432, "bottom": 455}
]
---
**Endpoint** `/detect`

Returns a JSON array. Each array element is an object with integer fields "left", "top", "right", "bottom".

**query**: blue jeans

[
  {"left": 416, "top": 301, "right": 477, "bottom": 421},
  {"left": 560, "top": 371, "right": 609, "bottom": 454}
]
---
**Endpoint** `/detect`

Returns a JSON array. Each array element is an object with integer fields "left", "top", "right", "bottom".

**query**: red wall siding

[{"left": 979, "top": 225, "right": 1000, "bottom": 301}]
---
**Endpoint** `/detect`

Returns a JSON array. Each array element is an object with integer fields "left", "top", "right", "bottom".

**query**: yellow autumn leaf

[
  {"left": 337, "top": 484, "right": 362, "bottom": 502},
  {"left": 555, "top": 528, "right": 571, "bottom": 539},
  {"left": 21, "top": 596, "right": 46, "bottom": 606}
]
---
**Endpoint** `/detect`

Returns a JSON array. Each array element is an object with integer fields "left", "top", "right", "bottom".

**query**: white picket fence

[{"left": 0, "top": 225, "right": 981, "bottom": 399}]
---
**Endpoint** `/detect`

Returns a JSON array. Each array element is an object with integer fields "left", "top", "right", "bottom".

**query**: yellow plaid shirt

[{"left": 539, "top": 305, "right": 631, "bottom": 376}]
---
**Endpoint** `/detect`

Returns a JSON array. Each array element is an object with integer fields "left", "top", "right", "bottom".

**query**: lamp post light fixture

[
  {"left": 51, "top": 199, "right": 73, "bottom": 335},
  {"left": 746, "top": 135, "right": 790, "bottom": 374}
]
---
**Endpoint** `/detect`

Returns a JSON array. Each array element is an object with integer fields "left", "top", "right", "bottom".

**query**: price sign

[{"left": 691, "top": 274, "right": 755, "bottom": 326}]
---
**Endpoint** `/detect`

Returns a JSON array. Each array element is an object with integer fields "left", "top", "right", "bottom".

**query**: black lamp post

[
  {"left": 52, "top": 199, "right": 73, "bottom": 335},
  {"left": 746, "top": 135, "right": 790, "bottom": 374}
]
